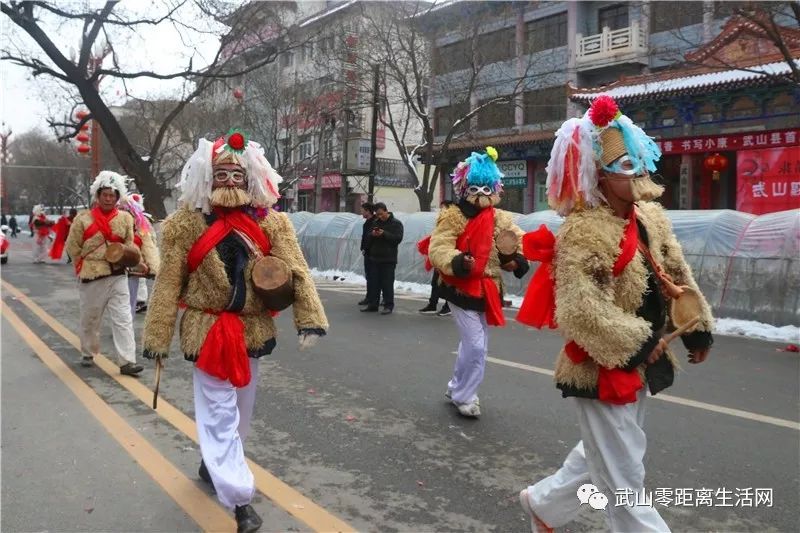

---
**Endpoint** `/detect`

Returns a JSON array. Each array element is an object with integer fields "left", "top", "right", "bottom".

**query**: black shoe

[
  {"left": 357, "top": 298, "right": 369, "bottom": 306},
  {"left": 135, "top": 302, "right": 148, "bottom": 314},
  {"left": 437, "top": 305, "right": 452, "bottom": 316},
  {"left": 380, "top": 307, "right": 393, "bottom": 315},
  {"left": 80, "top": 356, "right": 94, "bottom": 367},
  {"left": 360, "top": 306, "right": 379, "bottom": 312},
  {"left": 120, "top": 363, "right": 143, "bottom": 376},
  {"left": 502, "top": 299, "right": 512, "bottom": 308},
  {"left": 235, "top": 504, "right": 263, "bottom": 533},
  {"left": 419, "top": 304, "right": 437, "bottom": 314},
  {"left": 198, "top": 460, "right": 215, "bottom": 491}
]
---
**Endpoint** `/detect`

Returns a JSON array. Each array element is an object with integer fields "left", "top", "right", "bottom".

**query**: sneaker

[
  {"left": 436, "top": 305, "right": 451, "bottom": 316},
  {"left": 456, "top": 400, "right": 480, "bottom": 417},
  {"left": 135, "top": 302, "right": 148, "bottom": 314},
  {"left": 80, "top": 356, "right": 94, "bottom": 367},
  {"left": 519, "top": 489, "right": 554, "bottom": 533},
  {"left": 445, "top": 389, "right": 452, "bottom": 400},
  {"left": 360, "top": 306, "right": 379, "bottom": 312},
  {"left": 357, "top": 298, "right": 368, "bottom": 306},
  {"left": 380, "top": 307, "right": 393, "bottom": 315},
  {"left": 120, "top": 363, "right": 144, "bottom": 376},
  {"left": 419, "top": 304, "right": 438, "bottom": 314},
  {"left": 234, "top": 504, "right": 263, "bottom": 533}
]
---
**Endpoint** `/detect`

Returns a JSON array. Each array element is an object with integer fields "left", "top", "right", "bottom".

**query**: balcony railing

[
  {"left": 576, "top": 21, "right": 648, "bottom": 68},
  {"left": 375, "top": 157, "right": 416, "bottom": 188}
]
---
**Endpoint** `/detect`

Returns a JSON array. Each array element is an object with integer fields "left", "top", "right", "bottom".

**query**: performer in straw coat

[
  {"left": 142, "top": 129, "right": 328, "bottom": 532},
  {"left": 517, "top": 96, "right": 714, "bottom": 533},
  {"left": 65, "top": 171, "right": 142, "bottom": 375},
  {"left": 428, "top": 147, "right": 529, "bottom": 418}
]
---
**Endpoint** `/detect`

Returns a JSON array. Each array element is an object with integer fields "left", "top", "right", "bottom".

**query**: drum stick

[{"left": 664, "top": 316, "right": 701, "bottom": 344}]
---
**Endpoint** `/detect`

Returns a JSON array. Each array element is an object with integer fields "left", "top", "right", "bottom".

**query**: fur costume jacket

[
  {"left": 142, "top": 207, "right": 328, "bottom": 361},
  {"left": 553, "top": 201, "right": 714, "bottom": 399},
  {"left": 428, "top": 200, "right": 529, "bottom": 312},
  {"left": 65, "top": 209, "right": 135, "bottom": 281},
  {"left": 136, "top": 230, "right": 160, "bottom": 276}
]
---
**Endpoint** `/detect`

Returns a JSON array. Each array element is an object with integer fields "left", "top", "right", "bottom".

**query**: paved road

[{"left": 1, "top": 234, "right": 799, "bottom": 532}]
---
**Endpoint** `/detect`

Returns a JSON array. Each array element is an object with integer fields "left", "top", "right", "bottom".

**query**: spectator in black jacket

[
  {"left": 361, "top": 202, "right": 403, "bottom": 315},
  {"left": 358, "top": 202, "right": 376, "bottom": 305}
]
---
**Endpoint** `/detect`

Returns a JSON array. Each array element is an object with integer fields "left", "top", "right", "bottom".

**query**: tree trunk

[
  {"left": 76, "top": 82, "right": 169, "bottom": 219},
  {"left": 415, "top": 187, "right": 433, "bottom": 212}
]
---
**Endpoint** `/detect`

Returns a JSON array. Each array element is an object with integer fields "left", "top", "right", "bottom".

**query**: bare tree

[
  {"left": 353, "top": 1, "right": 563, "bottom": 211},
  {"left": 1, "top": 0, "right": 303, "bottom": 217}
]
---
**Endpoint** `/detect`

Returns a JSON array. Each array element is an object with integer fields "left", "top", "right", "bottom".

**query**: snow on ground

[{"left": 311, "top": 269, "right": 800, "bottom": 344}]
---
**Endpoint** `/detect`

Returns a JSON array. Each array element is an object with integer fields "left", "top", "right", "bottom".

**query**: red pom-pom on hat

[
  {"left": 228, "top": 132, "right": 246, "bottom": 151},
  {"left": 589, "top": 95, "right": 619, "bottom": 128}
]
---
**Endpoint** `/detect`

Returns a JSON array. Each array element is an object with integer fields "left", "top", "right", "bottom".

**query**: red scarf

[
  {"left": 75, "top": 207, "right": 123, "bottom": 274},
  {"left": 439, "top": 207, "right": 505, "bottom": 326},
  {"left": 517, "top": 209, "right": 643, "bottom": 404},
  {"left": 188, "top": 209, "right": 272, "bottom": 388},
  {"left": 417, "top": 235, "right": 433, "bottom": 272},
  {"left": 48, "top": 216, "right": 70, "bottom": 260},
  {"left": 35, "top": 214, "right": 52, "bottom": 238}
]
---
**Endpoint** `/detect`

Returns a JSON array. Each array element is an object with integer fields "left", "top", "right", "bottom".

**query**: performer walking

[
  {"left": 49, "top": 208, "right": 77, "bottom": 262},
  {"left": 517, "top": 96, "right": 714, "bottom": 532},
  {"left": 65, "top": 172, "right": 142, "bottom": 375},
  {"left": 118, "top": 193, "right": 159, "bottom": 319},
  {"left": 31, "top": 204, "right": 54, "bottom": 263},
  {"left": 142, "top": 130, "right": 328, "bottom": 532},
  {"left": 428, "top": 147, "right": 529, "bottom": 417}
]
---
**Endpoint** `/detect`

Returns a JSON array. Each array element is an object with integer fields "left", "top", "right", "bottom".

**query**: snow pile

[{"left": 311, "top": 267, "right": 800, "bottom": 344}]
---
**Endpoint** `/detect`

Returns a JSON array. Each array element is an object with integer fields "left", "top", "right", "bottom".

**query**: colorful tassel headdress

[
  {"left": 451, "top": 146, "right": 504, "bottom": 197},
  {"left": 178, "top": 128, "right": 283, "bottom": 214},
  {"left": 119, "top": 192, "right": 153, "bottom": 233},
  {"left": 546, "top": 95, "right": 661, "bottom": 216}
]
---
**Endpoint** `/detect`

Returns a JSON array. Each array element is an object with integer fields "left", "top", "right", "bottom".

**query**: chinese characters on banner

[
  {"left": 736, "top": 146, "right": 800, "bottom": 215},
  {"left": 654, "top": 129, "right": 798, "bottom": 155}
]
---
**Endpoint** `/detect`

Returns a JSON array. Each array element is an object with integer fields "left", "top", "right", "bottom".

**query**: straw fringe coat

[
  {"left": 552, "top": 201, "right": 713, "bottom": 394},
  {"left": 142, "top": 207, "right": 328, "bottom": 360},
  {"left": 65, "top": 209, "right": 135, "bottom": 281}
]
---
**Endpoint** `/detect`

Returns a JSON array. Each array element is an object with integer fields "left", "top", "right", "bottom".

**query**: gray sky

[{"left": 1, "top": 1, "right": 224, "bottom": 137}]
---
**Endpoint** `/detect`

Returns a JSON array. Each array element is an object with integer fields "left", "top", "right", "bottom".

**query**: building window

[
  {"left": 298, "top": 136, "right": 313, "bottom": 161},
  {"left": 477, "top": 98, "right": 515, "bottom": 131},
  {"left": 713, "top": 1, "right": 752, "bottom": 19},
  {"left": 728, "top": 96, "right": 759, "bottom": 119},
  {"left": 477, "top": 28, "right": 515, "bottom": 65},
  {"left": 523, "top": 86, "right": 564, "bottom": 124},
  {"left": 598, "top": 4, "right": 629, "bottom": 31},
  {"left": 659, "top": 107, "right": 679, "bottom": 127},
  {"left": 696, "top": 102, "right": 718, "bottom": 123},
  {"left": 434, "top": 40, "right": 472, "bottom": 74},
  {"left": 768, "top": 92, "right": 794, "bottom": 115},
  {"left": 434, "top": 102, "right": 470, "bottom": 136},
  {"left": 631, "top": 109, "right": 648, "bottom": 128},
  {"left": 650, "top": 1, "right": 703, "bottom": 33},
  {"left": 526, "top": 13, "right": 568, "bottom": 53}
]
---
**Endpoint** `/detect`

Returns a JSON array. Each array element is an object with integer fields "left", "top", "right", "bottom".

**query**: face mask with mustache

[
  {"left": 629, "top": 175, "right": 665, "bottom": 202},
  {"left": 210, "top": 186, "right": 252, "bottom": 208}
]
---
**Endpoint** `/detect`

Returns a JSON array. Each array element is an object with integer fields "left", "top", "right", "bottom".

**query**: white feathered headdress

[
  {"left": 32, "top": 204, "right": 46, "bottom": 216},
  {"left": 177, "top": 129, "right": 283, "bottom": 214},
  {"left": 90, "top": 170, "right": 129, "bottom": 199}
]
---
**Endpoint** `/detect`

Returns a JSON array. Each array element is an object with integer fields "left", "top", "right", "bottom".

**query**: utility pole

[
  {"left": 368, "top": 63, "right": 380, "bottom": 203},
  {"left": 313, "top": 114, "right": 331, "bottom": 213}
]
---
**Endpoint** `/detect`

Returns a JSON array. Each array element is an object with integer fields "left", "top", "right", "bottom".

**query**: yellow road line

[
  {"left": 2, "top": 280, "right": 355, "bottom": 533},
  {"left": 0, "top": 301, "right": 234, "bottom": 533}
]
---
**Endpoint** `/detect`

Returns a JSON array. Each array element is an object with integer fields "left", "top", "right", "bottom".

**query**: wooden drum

[
  {"left": 495, "top": 229, "right": 519, "bottom": 264},
  {"left": 105, "top": 242, "right": 141, "bottom": 268},
  {"left": 669, "top": 285, "right": 704, "bottom": 332},
  {"left": 252, "top": 255, "right": 294, "bottom": 311}
]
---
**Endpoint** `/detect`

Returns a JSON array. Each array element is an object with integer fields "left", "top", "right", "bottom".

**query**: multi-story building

[
  {"left": 423, "top": 0, "right": 794, "bottom": 213},
  {"left": 216, "top": 1, "right": 424, "bottom": 213}
]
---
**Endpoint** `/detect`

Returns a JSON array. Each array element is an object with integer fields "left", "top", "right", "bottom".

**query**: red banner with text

[{"left": 736, "top": 147, "right": 800, "bottom": 215}]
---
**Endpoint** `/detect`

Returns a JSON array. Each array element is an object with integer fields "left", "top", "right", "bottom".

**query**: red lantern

[
  {"left": 77, "top": 143, "right": 91, "bottom": 155},
  {"left": 80, "top": 122, "right": 90, "bottom": 131},
  {"left": 76, "top": 132, "right": 90, "bottom": 143},
  {"left": 233, "top": 87, "right": 244, "bottom": 101},
  {"left": 75, "top": 110, "right": 89, "bottom": 120},
  {"left": 703, "top": 152, "right": 728, "bottom": 181}
]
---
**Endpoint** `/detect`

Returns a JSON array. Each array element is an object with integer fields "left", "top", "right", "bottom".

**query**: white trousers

[
  {"left": 34, "top": 236, "right": 49, "bottom": 262},
  {"left": 78, "top": 275, "right": 136, "bottom": 366},
  {"left": 525, "top": 389, "right": 670, "bottom": 532},
  {"left": 447, "top": 304, "right": 489, "bottom": 405},
  {"left": 193, "top": 358, "right": 259, "bottom": 510}
]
